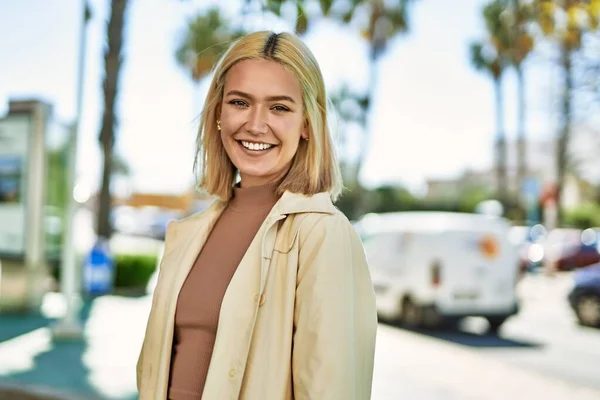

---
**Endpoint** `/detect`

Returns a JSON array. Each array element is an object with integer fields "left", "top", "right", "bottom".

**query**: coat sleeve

[{"left": 292, "top": 213, "right": 378, "bottom": 400}]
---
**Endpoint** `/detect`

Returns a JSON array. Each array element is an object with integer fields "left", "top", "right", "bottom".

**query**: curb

[{"left": 0, "top": 383, "right": 91, "bottom": 400}]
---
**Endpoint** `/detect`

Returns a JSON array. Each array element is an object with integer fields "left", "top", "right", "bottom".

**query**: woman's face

[{"left": 219, "top": 59, "right": 308, "bottom": 188}]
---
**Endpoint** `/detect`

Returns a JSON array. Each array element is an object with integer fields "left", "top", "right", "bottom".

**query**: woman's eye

[
  {"left": 229, "top": 100, "right": 247, "bottom": 107},
  {"left": 272, "top": 105, "right": 289, "bottom": 112}
]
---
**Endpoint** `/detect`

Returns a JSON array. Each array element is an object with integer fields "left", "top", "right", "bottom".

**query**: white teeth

[{"left": 241, "top": 141, "right": 273, "bottom": 151}]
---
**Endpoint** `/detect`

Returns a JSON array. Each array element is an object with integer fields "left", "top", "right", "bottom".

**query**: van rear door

[{"left": 434, "top": 228, "right": 519, "bottom": 314}]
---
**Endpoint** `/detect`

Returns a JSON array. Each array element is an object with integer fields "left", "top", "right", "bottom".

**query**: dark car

[
  {"left": 568, "top": 262, "right": 600, "bottom": 327},
  {"left": 546, "top": 228, "right": 600, "bottom": 271}
]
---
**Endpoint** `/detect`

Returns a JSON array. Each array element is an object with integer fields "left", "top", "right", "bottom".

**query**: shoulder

[{"left": 297, "top": 209, "right": 359, "bottom": 246}]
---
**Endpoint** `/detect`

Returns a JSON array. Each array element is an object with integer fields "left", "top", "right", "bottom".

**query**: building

[{"left": 426, "top": 132, "right": 600, "bottom": 209}]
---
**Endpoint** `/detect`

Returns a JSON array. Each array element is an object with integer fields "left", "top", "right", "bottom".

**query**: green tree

[
  {"left": 470, "top": 5, "right": 509, "bottom": 208},
  {"left": 503, "top": 0, "right": 536, "bottom": 199},
  {"left": 46, "top": 148, "right": 68, "bottom": 210},
  {"left": 534, "top": 0, "right": 600, "bottom": 225},
  {"left": 97, "top": 0, "right": 130, "bottom": 239},
  {"left": 175, "top": 8, "right": 244, "bottom": 82}
]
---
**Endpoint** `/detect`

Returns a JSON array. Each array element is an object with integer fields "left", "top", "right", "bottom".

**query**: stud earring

[{"left": 216, "top": 120, "right": 221, "bottom": 131}]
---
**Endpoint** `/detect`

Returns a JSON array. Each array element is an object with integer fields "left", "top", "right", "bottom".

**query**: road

[{"left": 371, "top": 271, "right": 600, "bottom": 399}]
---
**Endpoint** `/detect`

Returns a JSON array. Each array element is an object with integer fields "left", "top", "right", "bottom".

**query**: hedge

[
  {"left": 113, "top": 253, "right": 158, "bottom": 289},
  {"left": 50, "top": 252, "right": 159, "bottom": 291}
]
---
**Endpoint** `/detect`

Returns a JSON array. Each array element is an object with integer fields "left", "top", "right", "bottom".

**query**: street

[
  {"left": 2, "top": 268, "right": 600, "bottom": 399},
  {"left": 372, "top": 272, "right": 600, "bottom": 399}
]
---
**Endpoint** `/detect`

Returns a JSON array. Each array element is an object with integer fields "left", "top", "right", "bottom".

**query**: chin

[
  {"left": 238, "top": 167, "right": 273, "bottom": 179},
  {"left": 238, "top": 165, "right": 285, "bottom": 183}
]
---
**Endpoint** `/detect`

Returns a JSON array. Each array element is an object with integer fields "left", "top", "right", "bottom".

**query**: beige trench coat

[{"left": 136, "top": 191, "right": 378, "bottom": 400}]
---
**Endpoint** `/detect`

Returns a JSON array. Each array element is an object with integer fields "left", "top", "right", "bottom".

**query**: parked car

[
  {"left": 356, "top": 211, "right": 521, "bottom": 332},
  {"left": 568, "top": 262, "right": 600, "bottom": 327},
  {"left": 545, "top": 228, "right": 600, "bottom": 271}
]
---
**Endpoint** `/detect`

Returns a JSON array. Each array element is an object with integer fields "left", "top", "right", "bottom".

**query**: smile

[{"left": 239, "top": 140, "right": 275, "bottom": 151}]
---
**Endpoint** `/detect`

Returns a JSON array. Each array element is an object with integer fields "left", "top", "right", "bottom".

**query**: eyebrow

[{"left": 225, "top": 90, "right": 296, "bottom": 104}]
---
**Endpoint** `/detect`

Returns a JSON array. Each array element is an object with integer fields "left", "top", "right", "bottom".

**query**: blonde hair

[{"left": 194, "top": 31, "right": 343, "bottom": 201}]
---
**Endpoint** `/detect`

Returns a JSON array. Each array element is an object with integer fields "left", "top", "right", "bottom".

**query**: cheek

[
  {"left": 220, "top": 109, "right": 244, "bottom": 130},
  {"left": 278, "top": 118, "right": 304, "bottom": 141}
]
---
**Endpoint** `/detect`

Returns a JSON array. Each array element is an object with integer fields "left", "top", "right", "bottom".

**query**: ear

[
  {"left": 301, "top": 119, "right": 309, "bottom": 140},
  {"left": 216, "top": 104, "right": 222, "bottom": 121}
]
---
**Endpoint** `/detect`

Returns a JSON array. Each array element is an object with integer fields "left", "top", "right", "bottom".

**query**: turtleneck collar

[{"left": 228, "top": 179, "right": 281, "bottom": 212}]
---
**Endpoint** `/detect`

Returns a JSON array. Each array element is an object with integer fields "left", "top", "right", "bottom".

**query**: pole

[{"left": 52, "top": 0, "right": 91, "bottom": 339}]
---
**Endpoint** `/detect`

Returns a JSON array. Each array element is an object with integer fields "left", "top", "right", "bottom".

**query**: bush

[
  {"left": 564, "top": 203, "right": 600, "bottom": 229},
  {"left": 113, "top": 253, "right": 158, "bottom": 289},
  {"left": 50, "top": 252, "right": 158, "bottom": 291}
]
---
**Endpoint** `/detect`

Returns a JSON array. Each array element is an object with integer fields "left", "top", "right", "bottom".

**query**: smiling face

[{"left": 218, "top": 59, "right": 308, "bottom": 188}]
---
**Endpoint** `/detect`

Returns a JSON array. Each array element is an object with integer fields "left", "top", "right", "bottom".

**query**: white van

[{"left": 355, "top": 211, "right": 521, "bottom": 331}]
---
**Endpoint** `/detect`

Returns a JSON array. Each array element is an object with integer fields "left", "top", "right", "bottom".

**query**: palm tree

[
  {"left": 471, "top": 39, "right": 509, "bottom": 206},
  {"left": 534, "top": 0, "right": 600, "bottom": 225},
  {"left": 355, "top": 0, "right": 411, "bottom": 215},
  {"left": 175, "top": 8, "right": 244, "bottom": 82},
  {"left": 97, "top": 0, "right": 130, "bottom": 239},
  {"left": 471, "top": 0, "right": 520, "bottom": 208},
  {"left": 503, "top": 0, "right": 535, "bottom": 202}
]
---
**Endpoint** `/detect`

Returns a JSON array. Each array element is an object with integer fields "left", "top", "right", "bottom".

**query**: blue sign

[{"left": 83, "top": 240, "right": 114, "bottom": 295}]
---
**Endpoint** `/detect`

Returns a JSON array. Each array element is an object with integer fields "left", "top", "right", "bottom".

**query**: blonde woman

[{"left": 136, "top": 30, "right": 377, "bottom": 400}]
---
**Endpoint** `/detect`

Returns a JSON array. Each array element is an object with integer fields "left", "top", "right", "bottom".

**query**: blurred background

[{"left": 1, "top": 0, "right": 600, "bottom": 399}]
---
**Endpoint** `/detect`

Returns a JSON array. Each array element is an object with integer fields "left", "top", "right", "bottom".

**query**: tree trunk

[
  {"left": 494, "top": 77, "right": 508, "bottom": 209},
  {"left": 353, "top": 44, "right": 378, "bottom": 189},
  {"left": 556, "top": 43, "right": 572, "bottom": 227},
  {"left": 96, "top": 0, "right": 128, "bottom": 239},
  {"left": 350, "top": 42, "right": 381, "bottom": 219},
  {"left": 516, "top": 64, "right": 526, "bottom": 203}
]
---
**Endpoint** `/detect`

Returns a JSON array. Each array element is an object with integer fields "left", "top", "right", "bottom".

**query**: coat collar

[
  {"left": 273, "top": 191, "right": 337, "bottom": 216},
  {"left": 166, "top": 191, "right": 337, "bottom": 244}
]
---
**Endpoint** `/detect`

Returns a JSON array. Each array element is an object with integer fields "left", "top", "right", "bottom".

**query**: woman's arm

[{"left": 292, "top": 213, "right": 378, "bottom": 400}]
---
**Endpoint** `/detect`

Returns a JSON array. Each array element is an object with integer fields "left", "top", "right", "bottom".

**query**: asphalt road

[{"left": 371, "top": 271, "right": 600, "bottom": 399}]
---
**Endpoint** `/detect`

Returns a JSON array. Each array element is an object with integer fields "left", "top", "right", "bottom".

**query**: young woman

[{"left": 136, "top": 30, "right": 377, "bottom": 400}]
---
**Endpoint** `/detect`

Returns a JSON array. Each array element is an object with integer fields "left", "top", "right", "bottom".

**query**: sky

[{"left": 0, "top": 0, "right": 559, "bottom": 196}]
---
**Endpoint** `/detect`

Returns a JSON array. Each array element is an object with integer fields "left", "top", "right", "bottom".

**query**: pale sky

[{"left": 0, "top": 0, "right": 557, "bottom": 195}]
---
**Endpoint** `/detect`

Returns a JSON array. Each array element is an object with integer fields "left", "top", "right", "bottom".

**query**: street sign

[
  {"left": 0, "top": 115, "right": 30, "bottom": 256},
  {"left": 82, "top": 240, "right": 114, "bottom": 296}
]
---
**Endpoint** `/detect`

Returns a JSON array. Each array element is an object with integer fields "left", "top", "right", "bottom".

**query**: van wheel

[
  {"left": 486, "top": 316, "right": 507, "bottom": 333},
  {"left": 575, "top": 294, "right": 600, "bottom": 327},
  {"left": 422, "top": 306, "right": 442, "bottom": 329},
  {"left": 401, "top": 298, "right": 423, "bottom": 328}
]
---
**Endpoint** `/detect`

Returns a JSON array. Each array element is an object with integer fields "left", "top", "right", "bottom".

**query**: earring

[
  {"left": 304, "top": 137, "right": 309, "bottom": 141},
  {"left": 216, "top": 120, "right": 221, "bottom": 131}
]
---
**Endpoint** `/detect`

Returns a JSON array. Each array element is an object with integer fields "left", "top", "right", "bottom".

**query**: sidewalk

[
  {"left": 0, "top": 293, "right": 150, "bottom": 400},
  {"left": 2, "top": 291, "right": 600, "bottom": 400}
]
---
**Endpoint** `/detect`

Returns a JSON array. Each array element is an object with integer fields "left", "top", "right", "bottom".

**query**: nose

[{"left": 246, "top": 106, "right": 268, "bottom": 135}]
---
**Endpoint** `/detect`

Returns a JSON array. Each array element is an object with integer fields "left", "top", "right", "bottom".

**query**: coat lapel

[{"left": 151, "top": 200, "right": 227, "bottom": 398}]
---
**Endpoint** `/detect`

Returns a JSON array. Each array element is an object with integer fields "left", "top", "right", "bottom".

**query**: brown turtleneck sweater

[{"left": 167, "top": 181, "right": 280, "bottom": 400}]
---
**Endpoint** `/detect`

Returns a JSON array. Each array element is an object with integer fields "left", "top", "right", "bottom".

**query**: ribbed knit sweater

[{"left": 167, "top": 181, "right": 279, "bottom": 400}]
